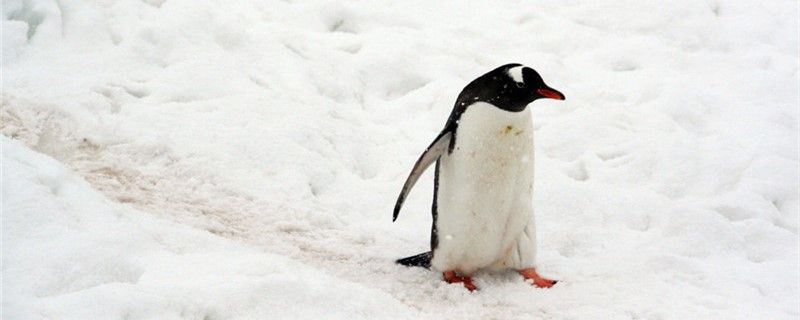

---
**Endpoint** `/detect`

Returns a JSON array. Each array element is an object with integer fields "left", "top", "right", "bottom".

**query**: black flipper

[
  {"left": 395, "top": 251, "right": 432, "bottom": 268},
  {"left": 393, "top": 130, "right": 452, "bottom": 222}
]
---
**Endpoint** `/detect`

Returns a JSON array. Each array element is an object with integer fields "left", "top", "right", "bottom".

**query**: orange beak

[{"left": 537, "top": 87, "right": 565, "bottom": 100}]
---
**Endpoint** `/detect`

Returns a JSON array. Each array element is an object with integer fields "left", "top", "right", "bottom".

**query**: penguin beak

[{"left": 536, "top": 87, "right": 565, "bottom": 100}]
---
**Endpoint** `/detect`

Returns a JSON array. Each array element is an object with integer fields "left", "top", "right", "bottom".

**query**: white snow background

[{"left": 2, "top": 0, "right": 799, "bottom": 319}]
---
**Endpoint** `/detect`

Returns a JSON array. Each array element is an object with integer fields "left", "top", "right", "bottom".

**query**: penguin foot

[
  {"left": 443, "top": 271, "right": 477, "bottom": 291},
  {"left": 518, "top": 268, "right": 557, "bottom": 288}
]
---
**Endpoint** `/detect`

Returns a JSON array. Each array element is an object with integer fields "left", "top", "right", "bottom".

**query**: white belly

[{"left": 431, "top": 102, "right": 535, "bottom": 274}]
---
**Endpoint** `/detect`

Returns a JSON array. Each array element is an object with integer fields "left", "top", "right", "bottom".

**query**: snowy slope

[
  {"left": 3, "top": 137, "right": 425, "bottom": 319},
  {"left": 3, "top": 0, "right": 799, "bottom": 319}
]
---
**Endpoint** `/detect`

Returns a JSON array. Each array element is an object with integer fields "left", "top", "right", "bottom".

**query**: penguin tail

[{"left": 396, "top": 251, "right": 432, "bottom": 268}]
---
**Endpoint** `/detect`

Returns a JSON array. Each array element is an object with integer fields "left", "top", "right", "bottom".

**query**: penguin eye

[{"left": 515, "top": 82, "right": 524, "bottom": 88}]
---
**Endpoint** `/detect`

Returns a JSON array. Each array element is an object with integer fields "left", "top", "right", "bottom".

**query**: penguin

[{"left": 393, "top": 63, "right": 565, "bottom": 291}]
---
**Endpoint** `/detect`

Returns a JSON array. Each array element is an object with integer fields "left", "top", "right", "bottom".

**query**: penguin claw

[
  {"left": 518, "top": 268, "right": 557, "bottom": 288},
  {"left": 443, "top": 271, "right": 478, "bottom": 291}
]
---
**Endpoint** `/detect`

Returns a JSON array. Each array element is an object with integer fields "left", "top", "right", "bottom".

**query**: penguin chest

[{"left": 433, "top": 102, "right": 534, "bottom": 273}]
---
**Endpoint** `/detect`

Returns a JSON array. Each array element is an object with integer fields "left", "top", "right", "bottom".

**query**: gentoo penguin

[{"left": 393, "top": 63, "right": 564, "bottom": 291}]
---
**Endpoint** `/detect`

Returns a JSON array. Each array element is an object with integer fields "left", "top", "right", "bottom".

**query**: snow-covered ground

[{"left": 2, "top": 0, "right": 798, "bottom": 319}]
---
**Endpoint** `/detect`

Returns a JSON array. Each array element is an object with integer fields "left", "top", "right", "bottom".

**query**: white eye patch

[{"left": 507, "top": 66, "right": 525, "bottom": 84}]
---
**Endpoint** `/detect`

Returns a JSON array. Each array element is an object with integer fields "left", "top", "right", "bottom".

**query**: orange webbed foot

[
  {"left": 518, "top": 268, "right": 557, "bottom": 288},
  {"left": 443, "top": 271, "right": 477, "bottom": 291}
]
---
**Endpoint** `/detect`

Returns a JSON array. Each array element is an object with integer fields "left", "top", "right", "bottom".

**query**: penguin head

[
  {"left": 505, "top": 64, "right": 566, "bottom": 103},
  {"left": 456, "top": 63, "right": 565, "bottom": 112}
]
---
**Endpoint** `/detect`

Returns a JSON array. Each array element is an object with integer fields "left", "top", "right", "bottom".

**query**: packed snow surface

[{"left": 3, "top": 0, "right": 798, "bottom": 319}]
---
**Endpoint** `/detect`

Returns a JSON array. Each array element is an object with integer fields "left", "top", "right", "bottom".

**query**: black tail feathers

[{"left": 396, "top": 251, "right": 432, "bottom": 268}]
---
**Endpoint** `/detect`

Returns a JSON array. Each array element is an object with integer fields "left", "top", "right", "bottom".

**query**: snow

[
  {"left": 3, "top": 137, "right": 423, "bottom": 319},
  {"left": 2, "top": 0, "right": 798, "bottom": 319}
]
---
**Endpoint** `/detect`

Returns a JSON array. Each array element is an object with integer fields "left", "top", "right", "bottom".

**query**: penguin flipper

[
  {"left": 396, "top": 251, "right": 432, "bottom": 268},
  {"left": 393, "top": 130, "right": 453, "bottom": 221}
]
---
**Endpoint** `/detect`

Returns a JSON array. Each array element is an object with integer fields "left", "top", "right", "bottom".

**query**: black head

[{"left": 454, "top": 63, "right": 565, "bottom": 113}]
